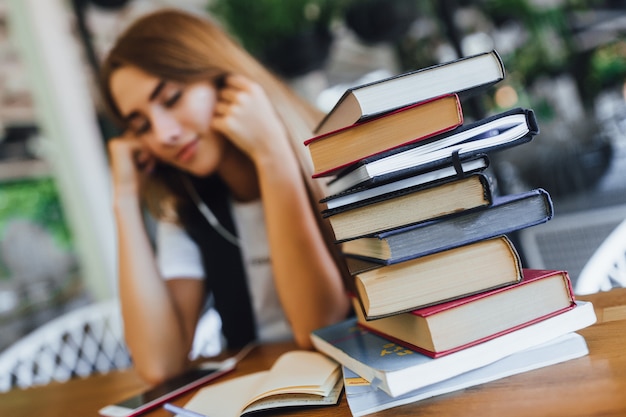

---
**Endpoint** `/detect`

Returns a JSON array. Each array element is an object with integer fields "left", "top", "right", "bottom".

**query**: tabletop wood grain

[{"left": 1, "top": 288, "right": 625, "bottom": 417}]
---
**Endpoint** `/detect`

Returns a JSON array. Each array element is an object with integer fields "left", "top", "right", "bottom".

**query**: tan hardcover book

[
  {"left": 325, "top": 174, "right": 491, "bottom": 242},
  {"left": 353, "top": 269, "right": 575, "bottom": 357},
  {"left": 354, "top": 236, "right": 522, "bottom": 319}
]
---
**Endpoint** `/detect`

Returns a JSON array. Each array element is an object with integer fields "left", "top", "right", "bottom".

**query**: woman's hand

[
  {"left": 108, "top": 135, "right": 157, "bottom": 198},
  {"left": 210, "top": 74, "right": 290, "bottom": 163}
]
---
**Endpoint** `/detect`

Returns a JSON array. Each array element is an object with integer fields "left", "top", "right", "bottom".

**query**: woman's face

[{"left": 109, "top": 65, "right": 226, "bottom": 177}]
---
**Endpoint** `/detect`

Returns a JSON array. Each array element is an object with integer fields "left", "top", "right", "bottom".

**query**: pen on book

[{"left": 163, "top": 402, "right": 208, "bottom": 417}]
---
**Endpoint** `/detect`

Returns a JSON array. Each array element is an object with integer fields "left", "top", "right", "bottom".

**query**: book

[
  {"left": 322, "top": 155, "right": 489, "bottom": 210},
  {"left": 178, "top": 350, "right": 343, "bottom": 417},
  {"left": 353, "top": 269, "right": 575, "bottom": 358},
  {"left": 310, "top": 300, "right": 596, "bottom": 398},
  {"left": 345, "top": 256, "right": 386, "bottom": 276},
  {"left": 354, "top": 236, "right": 522, "bottom": 319},
  {"left": 305, "top": 94, "right": 463, "bottom": 177},
  {"left": 324, "top": 173, "right": 492, "bottom": 243},
  {"left": 342, "top": 332, "right": 589, "bottom": 416},
  {"left": 314, "top": 50, "right": 505, "bottom": 135},
  {"left": 342, "top": 188, "right": 553, "bottom": 264},
  {"left": 327, "top": 107, "right": 537, "bottom": 192}
]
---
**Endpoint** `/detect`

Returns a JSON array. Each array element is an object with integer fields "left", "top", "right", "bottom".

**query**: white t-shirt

[{"left": 156, "top": 199, "right": 292, "bottom": 349}]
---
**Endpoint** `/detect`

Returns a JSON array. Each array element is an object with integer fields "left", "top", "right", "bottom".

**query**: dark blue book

[
  {"left": 323, "top": 173, "right": 493, "bottom": 243},
  {"left": 342, "top": 188, "right": 553, "bottom": 265}
]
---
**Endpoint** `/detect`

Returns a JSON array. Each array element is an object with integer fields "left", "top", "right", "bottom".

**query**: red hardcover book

[
  {"left": 353, "top": 269, "right": 576, "bottom": 358},
  {"left": 304, "top": 94, "right": 463, "bottom": 178}
]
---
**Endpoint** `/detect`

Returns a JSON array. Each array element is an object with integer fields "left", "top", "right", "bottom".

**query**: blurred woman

[{"left": 100, "top": 8, "right": 350, "bottom": 384}]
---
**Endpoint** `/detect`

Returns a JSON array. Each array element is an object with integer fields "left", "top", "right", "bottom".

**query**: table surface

[{"left": 3, "top": 288, "right": 626, "bottom": 417}]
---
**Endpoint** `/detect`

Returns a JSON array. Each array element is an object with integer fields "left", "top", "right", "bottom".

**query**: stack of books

[{"left": 304, "top": 50, "right": 597, "bottom": 413}]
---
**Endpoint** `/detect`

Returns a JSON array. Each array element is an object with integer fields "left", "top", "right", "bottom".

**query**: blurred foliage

[
  {"left": 0, "top": 178, "right": 73, "bottom": 250},
  {"left": 480, "top": 0, "right": 626, "bottom": 105},
  {"left": 208, "top": 0, "right": 625, "bottom": 109},
  {"left": 208, "top": 0, "right": 343, "bottom": 57},
  {"left": 588, "top": 41, "right": 626, "bottom": 91},
  {"left": 209, "top": 0, "right": 348, "bottom": 77},
  {"left": 342, "top": 0, "right": 420, "bottom": 44},
  {"left": 208, "top": 0, "right": 422, "bottom": 77},
  {"left": 481, "top": 0, "right": 575, "bottom": 82}
]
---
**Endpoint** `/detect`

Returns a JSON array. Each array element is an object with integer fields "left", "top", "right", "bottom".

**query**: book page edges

[
  {"left": 247, "top": 351, "right": 339, "bottom": 403},
  {"left": 382, "top": 301, "right": 596, "bottom": 397},
  {"left": 412, "top": 269, "right": 571, "bottom": 317},
  {"left": 243, "top": 366, "right": 341, "bottom": 410},
  {"left": 182, "top": 351, "right": 340, "bottom": 417},
  {"left": 344, "top": 334, "right": 586, "bottom": 417},
  {"left": 359, "top": 303, "right": 576, "bottom": 359},
  {"left": 354, "top": 235, "right": 519, "bottom": 295},
  {"left": 310, "top": 303, "right": 595, "bottom": 398},
  {"left": 313, "top": 92, "right": 362, "bottom": 135},
  {"left": 310, "top": 113, "right": 463, "bottom": 177},
  {"left": 306, "top": 95, "right": 458, "bottom": 145}
]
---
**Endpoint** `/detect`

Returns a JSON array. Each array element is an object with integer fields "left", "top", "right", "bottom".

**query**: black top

[{"left": 176, "top": 174, "right": 257, "bottom": 348}]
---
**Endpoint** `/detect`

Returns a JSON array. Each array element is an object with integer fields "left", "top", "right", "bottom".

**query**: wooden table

[{"left": 2, "top": 288, "right": 626, "bottom": 417}]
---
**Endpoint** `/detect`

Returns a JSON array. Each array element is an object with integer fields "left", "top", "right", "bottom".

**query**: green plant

[
  {"left": 482, "top": 0, "right": 576, "bottom": 83},
  {"left": 0, "top": 178, "right": 73, "bottom": 250},
  {"left": 588, "top": 41, "right": 626, "bottom": 92},
  {"left": 208, "top": 0, "right": 342, "bottom": 57}
]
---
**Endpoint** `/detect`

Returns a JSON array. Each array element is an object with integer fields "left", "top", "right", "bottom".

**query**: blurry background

[{"left": 0, "top": 0, "right": 624, "bottom": 352}]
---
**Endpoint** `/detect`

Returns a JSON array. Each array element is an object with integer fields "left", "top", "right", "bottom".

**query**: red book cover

[
  {"left": 305, "top": 94, "right": 463, "bottom": 177},
  {"left": 412, "top": 269, "right": 575, "bottom": 318},
  {"left": 356, "top": 269, "right": 576, "bottom": 358}
]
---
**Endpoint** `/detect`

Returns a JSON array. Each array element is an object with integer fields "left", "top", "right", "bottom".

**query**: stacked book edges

[
  {"left": 341, "top": 331, "right": 590, "bottom": 416},
  {"left": 311, "top": 301, "right": 595, "bottom": 398},
  {"left": 305, "top": 49, "right": 596, "bottom": 413}
]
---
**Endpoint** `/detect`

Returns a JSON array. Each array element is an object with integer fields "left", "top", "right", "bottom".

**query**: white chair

[
  {"left": 0, "top": 298, "right": 131, "bottom": 392},
  {"left": 575, "top": 218, "right": 626, "bottom": 295},
  {"left": 518, "top": 204, "right": 626, "bottom": 288}
]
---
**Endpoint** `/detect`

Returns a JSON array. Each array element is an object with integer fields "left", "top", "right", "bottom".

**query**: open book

[{"left": 177, "top": 350, "right": 342, "bottom": 417}]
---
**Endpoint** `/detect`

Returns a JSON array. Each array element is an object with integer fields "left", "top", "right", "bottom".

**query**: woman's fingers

[
  {"left": 109, "top": 136, "right": 156, "bottom": 196},
  {"left": 135, "top": 148, "right": 156, "bottom": 174}
]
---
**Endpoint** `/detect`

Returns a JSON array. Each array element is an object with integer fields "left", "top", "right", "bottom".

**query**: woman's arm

[
  {"left": 211, "top": 75, "right": 350, "bottom": 348},
  {"left": 254, "top": 140, "right": 350, "bottom": 348},
  {"left": 109, "top": 138, "right": 204, "bottom": 383}
]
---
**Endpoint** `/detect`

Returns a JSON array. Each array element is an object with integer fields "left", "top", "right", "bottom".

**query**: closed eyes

[
  {"left": 164, "top": 90, "right": 182, "bottom": 107},
  {"left": 126, "top": 85, "right": 184, "bottom": 136}
]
